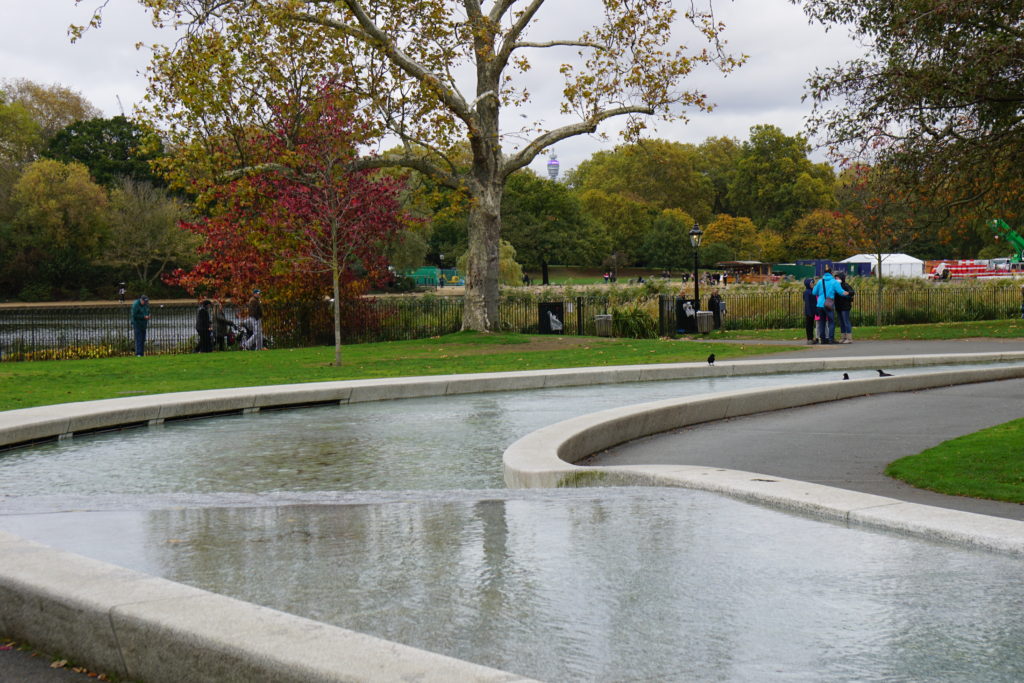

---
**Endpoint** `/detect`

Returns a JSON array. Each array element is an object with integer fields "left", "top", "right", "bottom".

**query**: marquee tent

[{"left": 839, "top": 253, "right": 926, "bottom": 278}]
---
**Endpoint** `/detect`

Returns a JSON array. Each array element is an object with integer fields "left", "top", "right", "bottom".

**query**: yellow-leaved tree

[{"left": 78, "top": 0, "right": 743, "bottom": 331}]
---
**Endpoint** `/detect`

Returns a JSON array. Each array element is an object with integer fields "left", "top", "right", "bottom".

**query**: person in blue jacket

[
  {"left": 802, "top": 278, "right": 818, "bottom": 344},
  {"left": 811, "top": 267, "right": 849, "bottom": 344}
]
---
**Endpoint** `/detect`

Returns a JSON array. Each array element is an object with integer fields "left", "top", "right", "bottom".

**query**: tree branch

[{"left": 503, "top": 105, "right": 655, "bottom": 176}]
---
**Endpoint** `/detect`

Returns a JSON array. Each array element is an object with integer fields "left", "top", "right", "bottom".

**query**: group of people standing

[
  {"left": 129, "top": 289, "right": 265, "bottom": 357},
  {"left": 803, "top": 267, "right": 855, "bottom": 344}
]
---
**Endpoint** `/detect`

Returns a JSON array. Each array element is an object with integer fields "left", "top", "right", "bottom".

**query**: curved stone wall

[{"left": 2, "top": 351, "right": 1024, "bottom": 681}]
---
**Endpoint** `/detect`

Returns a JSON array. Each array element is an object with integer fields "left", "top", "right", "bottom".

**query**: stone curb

[
  {"left": 2, "top": 351, "right": 1022, "bottom": 682},
  {"left": 502, "top": 364, "right": 1024, "bottom": 557}
]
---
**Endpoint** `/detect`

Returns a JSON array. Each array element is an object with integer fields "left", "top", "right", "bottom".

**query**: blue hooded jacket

[{"left": 812, "top": 272, "right": 847, "bottom": 308}]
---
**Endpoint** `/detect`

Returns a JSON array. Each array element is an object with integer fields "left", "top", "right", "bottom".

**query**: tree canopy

[
  {"left": 84, "top": 0, "right": 743, "bottom": 330},
  {"left": 43, "top": 116, "right": 165, "bottom": 187},
  {"left": 797, "top": 0, "right": 1024, "bottom": 222}
]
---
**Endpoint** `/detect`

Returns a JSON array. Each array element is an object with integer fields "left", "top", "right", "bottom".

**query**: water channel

[{"left": 2, "top": 364, "right": 1023, "bottom": 681}]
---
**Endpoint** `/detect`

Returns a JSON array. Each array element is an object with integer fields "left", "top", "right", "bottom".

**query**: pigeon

[
  {"left": 707, "top": 353, "right": 716, "bottom": 366},
  {"left": 842, "top": 373, "right": 849, "bottom": 380},
  {"left": 877, "top": 369, "right": 893, "bottom": 377}
]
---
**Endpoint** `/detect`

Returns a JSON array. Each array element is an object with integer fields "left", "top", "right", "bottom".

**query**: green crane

[{"left": 988, "top": 219, "right": 1024, "bottom": 263}]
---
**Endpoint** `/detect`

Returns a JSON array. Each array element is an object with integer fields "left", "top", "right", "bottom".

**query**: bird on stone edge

[
  {"left": 842, "top": 373, "right": 849, "bottom": 380},
  {"left": 707, "top": 353, "right": 716, "bottom": 366},
  {"left": 877, "top": 369, "right": 893, "bottom": 377}
]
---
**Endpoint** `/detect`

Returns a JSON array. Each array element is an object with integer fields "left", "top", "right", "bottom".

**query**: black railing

[{"left": 1, "top": 286, "right": 1021, "bottom": 361}]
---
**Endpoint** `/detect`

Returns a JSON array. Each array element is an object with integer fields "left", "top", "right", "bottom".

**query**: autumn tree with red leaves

[{"left": 167, "top": 87, "right": 408, "bottom": 365}]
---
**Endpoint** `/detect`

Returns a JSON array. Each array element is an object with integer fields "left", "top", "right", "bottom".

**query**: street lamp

[{"left": 689, "top": 222, "right": 703, "bottom": 310}]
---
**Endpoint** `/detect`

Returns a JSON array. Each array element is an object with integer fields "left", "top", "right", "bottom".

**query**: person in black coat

[
  {"left": 835, "top": 272, "right": 855, "bottom": 343},
  {"left": 707, "top": 289, "right": 724, "bottom": 330},
  {"left": 802, "top": 278, "right": 818, "bottom": 344},
  {"left": 195, "top": 299, "right": 213, "bottom": 353}
]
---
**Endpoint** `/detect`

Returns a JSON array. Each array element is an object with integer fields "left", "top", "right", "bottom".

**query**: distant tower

[{"left": 546, "top": 154, "right": 560, "bottom": 181}]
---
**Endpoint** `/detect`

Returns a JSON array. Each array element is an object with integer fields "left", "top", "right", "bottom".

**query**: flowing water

[{"left": 1, "top": 364, "right": 1023, "bottom": 681}]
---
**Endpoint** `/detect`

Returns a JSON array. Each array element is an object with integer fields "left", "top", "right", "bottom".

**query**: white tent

[{"left": 840, "top": 253, "right": 926, "bottom": 278}]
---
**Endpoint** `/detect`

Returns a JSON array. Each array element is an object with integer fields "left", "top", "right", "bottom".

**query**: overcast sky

[{"left": 0, "top": 1, "right": 864, "bottom": 176}]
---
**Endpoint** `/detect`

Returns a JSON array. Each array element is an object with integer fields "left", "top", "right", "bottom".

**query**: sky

[{"left": 0, "top": 1, "right": 865, "bottom": 177}]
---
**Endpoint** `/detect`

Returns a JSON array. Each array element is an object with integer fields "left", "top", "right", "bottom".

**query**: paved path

[
  {"left": 4, "top": 337, "right": 1023, "bottom": 681},
  {"left": 585, "top": 338, "right": 1024, "bottom": 521}
]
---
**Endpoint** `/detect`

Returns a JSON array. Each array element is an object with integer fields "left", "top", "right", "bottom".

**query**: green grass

[
  {"left": 886, "top": 419, "right": 1024, "bottom": 503},
  {"left": 714, "top": 318, "right": 1024, "bottom": 341},
  {"left": 0, "top": 332, "right": 791, "bottom": 412}
]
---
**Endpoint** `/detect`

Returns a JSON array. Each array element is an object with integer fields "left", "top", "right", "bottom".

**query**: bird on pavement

[
  {"left": 877, "top": 369, "right": 893, "bottom": 377},
  {"left": 707, "top": 353, "right": 715, "bottom": 366},
  {"left": 842, "top": 373, "right": 849, "bottom": 380}
]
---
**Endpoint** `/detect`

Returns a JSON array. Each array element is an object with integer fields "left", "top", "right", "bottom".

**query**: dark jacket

[
  {"left": 802, "top": 279, "right": 817, "bottom": 316},
  {"left": 836, "top": 281, "right": 855, "bottom": 312},
  {"left": 195, "top": 305, "right": 211, "bottom": 334},
  {"left": 130, "top": 298, "right": 150, "bottom": 329},
  {"left": 249, "top": 296, "right": 263, "bottom": 321}
]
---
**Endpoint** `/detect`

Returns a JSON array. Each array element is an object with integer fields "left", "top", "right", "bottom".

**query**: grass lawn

[
  {"left": 0, "top": 332, "right": 791, "bottom": 412},
  {"left": 886, "top": 419, "right": 1024, "bottom": 504},
  {"left": 713, "top": 317, "right": 1024, "bottom": 341}
]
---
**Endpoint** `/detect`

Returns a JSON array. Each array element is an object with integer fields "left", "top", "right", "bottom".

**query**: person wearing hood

[
  {"left": 802, "top": 278, "right": 818, "bottom": 344},
  {"left": 811, "top": 266, "right": 849, "bottom": 344}
]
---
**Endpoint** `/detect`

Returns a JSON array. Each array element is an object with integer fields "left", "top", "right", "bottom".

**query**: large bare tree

[{"left": 79, "top": 0, "right": 742, "bottom": 330}]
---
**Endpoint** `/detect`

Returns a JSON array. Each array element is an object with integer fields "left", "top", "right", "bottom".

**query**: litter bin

[
  {"left": 539, "top": 302, "right": 565, "bottom": 334},
  {"left": 696, "top": 310, "right": 714, "bottom": 334},
  {"left": 595, "top": 314, "right": 613, "bottom": 337},
  {"left": 675, "top": 298, "right": 699, "bottom": 333}
]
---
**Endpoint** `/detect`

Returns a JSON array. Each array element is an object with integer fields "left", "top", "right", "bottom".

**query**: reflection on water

[
  {"left": 2, "top": 364, "right": 1015, "bottom": 498},
  {"left": 3, "top": 489, "right": 1023, "bottom": 682},
  {"left": 2, "top": 364, "right": 1024, "bottom": 681}
]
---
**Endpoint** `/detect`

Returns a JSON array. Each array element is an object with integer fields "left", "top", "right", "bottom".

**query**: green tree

[
  {"left": 9, "top": 159, "right": 109, "bottom": 293},
  {"left": 578, "top": 189, "right": 660, "bottom": 265},
  {"left": 43, "top": 116, "right": 165, "bottom": 187},
  {"left": 697, "top": 136, "right": 741, "bottom": 216},
  {"left": 638, "top": 208, "right": 696, "bottom": 270},
  {"left": 568, "top": 139, "right": 715, "bottom": 224},
  {"left": 501, "top": 170, "right": 606, "bottom": 284},
  {"left": 86, "top": 0, "right": 743, "bottom": 331},
  {"left": 727, "top": 125, "right": 836, "bottom": 234},
  {"left": 797, "top": 0, "right": 1024, "bottom": 221},
  {"left": 104, "top": 178, "right": 198, "bottom": 287}
]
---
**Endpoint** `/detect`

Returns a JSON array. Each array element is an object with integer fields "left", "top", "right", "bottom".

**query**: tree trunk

[
  {"left": 331, "top": 243, "right": 343, "bottom": 367},
  {"left": 462, "top": 186, "right": 501, "bottom": 331},
  {"left": 461, "top": 85, "right": 503, "bottom": 332},
  {"left": 541, "top": 259, "right": 550, "bottom": 286}
]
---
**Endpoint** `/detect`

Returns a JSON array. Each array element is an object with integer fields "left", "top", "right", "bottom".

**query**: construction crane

[{"left": 988, "top": 219, "right": 1024, "bottom": 263}]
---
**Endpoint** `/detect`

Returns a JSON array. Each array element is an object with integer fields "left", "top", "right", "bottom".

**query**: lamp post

[{"left": 689, "top": 222, "right": 703, "bottom": 310}]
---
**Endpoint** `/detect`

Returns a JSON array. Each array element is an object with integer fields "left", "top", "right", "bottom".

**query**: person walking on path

[
  {"left": 129, "top": 294, "right": 151, "bottom": 356},
  {"left": 835, "top": 272, "right": 855, "bottom": 344},
  {"left": 247, "top": 289, "right": 264, "bottom": 350},
  {"left": 194, "top": 299, "right": 213, "bottom": 353},
  {"left": 212, "top": 299, "right": 235, "bottom": 351},
  {"left": 811, "top": 267, "right": 848, "bottom": 344},
  {"left": 802, "top": 278, "right": 818, "bottom": 344}
]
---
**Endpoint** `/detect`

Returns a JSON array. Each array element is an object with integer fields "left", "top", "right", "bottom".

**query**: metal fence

[
  {"left": 657, "top": 286, "right": 1024, "bottom": 334},
  {"left": 1, "top": 286, "right": 1021, "bottom": 361}
]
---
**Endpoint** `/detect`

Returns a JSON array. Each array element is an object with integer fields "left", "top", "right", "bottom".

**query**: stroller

[{"left": 235, "top": 319, "right": 271, "bottom": 350}]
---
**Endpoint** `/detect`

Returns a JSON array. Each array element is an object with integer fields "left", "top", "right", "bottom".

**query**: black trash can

[
  {"left": 538, "top": 302, "right": 565, "bottom": 334},
  {"left": 675, "top": 298, "right": 699, "bottom": 333}
]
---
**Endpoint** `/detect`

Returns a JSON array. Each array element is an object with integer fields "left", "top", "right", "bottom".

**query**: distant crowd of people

[{"left": 128, "top": 289, "right": 266, "bottom": 357}]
